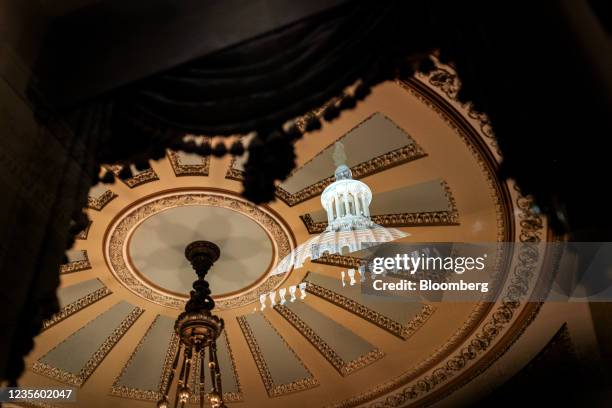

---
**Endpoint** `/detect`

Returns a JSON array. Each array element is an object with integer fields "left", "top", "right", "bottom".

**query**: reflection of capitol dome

[
  {"left": 321, "top": 164, "right": 373, "bottom": 232},
  {"left": 271, "top": 144, "right": 408, "bottom": 275}
]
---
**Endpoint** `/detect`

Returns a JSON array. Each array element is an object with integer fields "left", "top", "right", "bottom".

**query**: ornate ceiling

[{"left": 19, "top": 62, "right": 553, "bottom": 408}]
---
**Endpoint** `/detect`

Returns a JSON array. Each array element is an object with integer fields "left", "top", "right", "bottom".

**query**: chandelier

[{"left": 157, "top": 241, "right": 227, "bottom": 408}]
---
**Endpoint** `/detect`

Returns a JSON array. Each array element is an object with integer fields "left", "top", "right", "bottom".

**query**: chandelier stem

[
  {"left": 199, "top": 347, "right": 206, "bottom": 408},
  {"left": 174, "top": 345, "right": 189, "bottom": 408},
  {"left": 185, "top": 345, "right": 193, "bottom": 386},
  {"left": 208, "top": 343, "right": 217, "bottom": 395},
  {"left": 173, "top": 390, "right": 179, "bottom": 408},
  {"left": 211, "top": 340, "right": 223, "bottom": 396},
  {"left": 164, "top": 241, "right": 225, "bottom": 408}
]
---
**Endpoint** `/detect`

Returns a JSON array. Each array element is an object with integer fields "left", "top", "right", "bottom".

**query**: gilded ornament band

[
  {"left": 237, "top": 315, "right": 318, "bottom": 397},
  {"left": 42, "top": 286, "right": 112, "bottom": 331},
  {"left": 275, "top": 304, "right": 384, "bottom": 376},
  {"left": 33, "top": 307, "right": 143, "bottom": 387}
]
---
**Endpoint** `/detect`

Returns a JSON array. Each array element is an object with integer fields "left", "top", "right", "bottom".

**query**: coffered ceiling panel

[
  {"left": 87, "top": 184, "right": 117, "bottom": 211},
  {"left": 43, "top": 278, "right": 111, "bottom": 331},
  {"left": 303, "top": 272, "right": 434, "bottom": 340},
  {"left": 57, "top": 278, "right": 108, "bottom": 308},
  {"left": 60, "top": 249, "right": 91, "bottom": 274},
  {"left": 33, "top": 301, "right": 142, "bottom": 386},
  {"left": 111, "top": 315, "right": 175, "bottom": 399},
  {"left": 227, "top": 112, "right": 427, "bottom": 206},
  {"left": 275, "top": 300, "right": 383, "bottom": 376},
  {"left": 237, "top": 313, "right": 317, "bottom": 397},
  {"left": 105, "top": 165, "right": 159, "bottom": 188},
  {"left": 65, "top": 249, "right": 87, "bottom": 263},
  {"left": 166, "top": 149, "right": 210, "bottom": 176},
  {"left": 280, "top": 112, "right": 423, "bottom": 194}
]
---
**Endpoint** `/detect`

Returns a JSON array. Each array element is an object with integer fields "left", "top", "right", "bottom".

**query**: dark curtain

[{"left": 0, "top": 107, "right": 100, "bottom": 382}]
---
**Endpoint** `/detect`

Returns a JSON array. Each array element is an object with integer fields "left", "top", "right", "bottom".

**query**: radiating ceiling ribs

[
  {"left": 226, "top": 113, "right": 427, "bottom": 206},
  {"left": 33, "top": 301, "right": 143, "bottom": 387},
  {"left": 303, "top": 273, "right": 434, "bottom": 340},
  {"left": 237, "top": 313, "right": 318, "bottom": 397},
  {"left": 42, "top": 279, "right": 112, "bottom": 331},
  {"left": 275, "top": 302, "right": 384, "bottom": 376}
]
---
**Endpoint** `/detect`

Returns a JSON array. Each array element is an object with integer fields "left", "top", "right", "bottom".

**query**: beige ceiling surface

[
  {"left": 280, "top": 112, "right": 417, "bottom": 194},
  {"left": 129, "top": 205, "right": 273, "bottom": 296},
  {"left": 20, "top": 63, "right": 553, "bottom": 408}
]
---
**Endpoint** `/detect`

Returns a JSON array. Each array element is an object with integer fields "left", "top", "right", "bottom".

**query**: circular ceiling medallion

[{"left": 104, "top": 189, "right": 295, "bottom": 310}]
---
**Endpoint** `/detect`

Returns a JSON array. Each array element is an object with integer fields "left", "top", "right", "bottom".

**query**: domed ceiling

[{"left": 19, "top": 62, "right": 551, "bottom": 408}]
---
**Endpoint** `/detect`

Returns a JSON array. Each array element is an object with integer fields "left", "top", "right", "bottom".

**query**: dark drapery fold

[
  {"left": 38, "top": 1, "right": 436, "bottom": 204},
  {"left": 0, "top": 103, "right": 99, "bottom": 383},
  {"left": 122, "top": 2, "right": 399, "bottom": 135},
  {"left": 29, "top": 0, "right": 612, "bottom": 228}
]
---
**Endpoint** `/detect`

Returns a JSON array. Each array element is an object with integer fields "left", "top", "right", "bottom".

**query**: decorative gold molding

[
  {"left": 225, "top": 160, "right": 243, "bottom": 181},
  {"left": 87, "top": 189, "right": 117, "bottom": 211},
  {"left": 167, "top": 149, "right": 210, "bottom": 177},
  {"left": 298, "top": 214, "right": 327, "bottom": 234},
  {"left": 105, "top": 189, "right": 294, "bottom": 310},
  {"left": 311, "top": 254, "right": 363, "bottom": 269},
  {"left": 76, "top": 220, "right": 92, "bottom": 240},
  {"left": 9, "top": 401, "right": 60, "bottom": 408},
  {"left": 106, "top": 165, "right": 159, "bottom": 188},
  {"left": 426, "top": 66, "right": 460, "bottom": 100},
  {"left": 217, "top": 332, "right": 244, "bottom": 403},
  {"left": 110, "top": 315, "right": 164, "bottom": 401},
  {"left": 300, "top": 180, "right": 459, "bottom": 233},
  {"left": 420, "top": 61, "right": 499, "bottom": 155},
  {"left": 214, "top": 274, "right": 287, "bottom": 311},
  {"left": 42, "top": 286, "right": 112, "bottom": 331},
  {"left": 127, "top": 169, "right": 158, "bottom": 187},
  {"left": 293, "top": 95, "right": 339, "bottom": 132},
  {"left": 275, "top": 304, "right": 384, "bottom": 376},
  {"left": 399, "top": 79, "right": 508, "bottom": 243},
  {"left": 59, "top": 251, "right": 91, "bottom": 274},
  {"left": 305, "top": 280, "right": 435, "bottom": 340},
  {"left": 237, "top": 314, "right": 318, "bottom": 397},
  {"left": 109, "top": 385, "right": 161, "bottom": 402},
  {"left": 227, "top": 113, "right": 427, "bottom": 206},
  {"left": 158, "top": 332, "right": 180, "bottom": 401},
  {"left": 257, "top": 67, "right": 529, "bottom": 408},
  {"left": 33, "top": 307, "right": 143, "bottom": 387}
]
